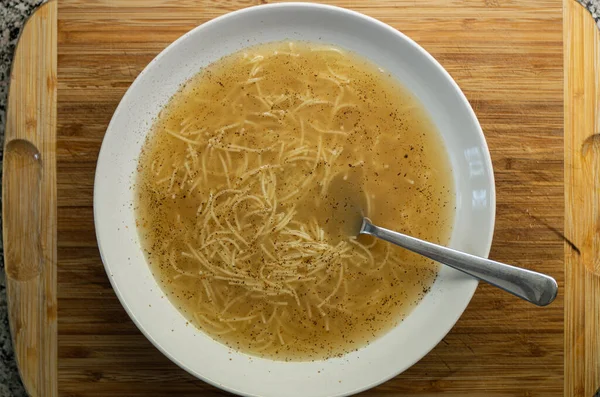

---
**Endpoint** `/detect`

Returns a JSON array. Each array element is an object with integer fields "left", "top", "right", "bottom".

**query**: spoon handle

[{"left": 360, "top": 220, "right": 558, "bottom": 306}]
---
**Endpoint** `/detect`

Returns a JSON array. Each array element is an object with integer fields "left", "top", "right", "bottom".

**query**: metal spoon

[
  {"left": 358, "top": 218, "right": 558, "bottom": 306},
  {"left": 323, "top": 171, "right": 558, "bottom": 307}
]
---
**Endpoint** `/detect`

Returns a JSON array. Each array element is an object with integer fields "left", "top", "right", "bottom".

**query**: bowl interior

[{"left": 94, "top": 3, "right": 495, "bottom": 397}]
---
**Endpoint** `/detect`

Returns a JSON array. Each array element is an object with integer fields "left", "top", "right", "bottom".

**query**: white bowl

[{"left": 94, "top": 3, "right": 495, "bottom": 396}]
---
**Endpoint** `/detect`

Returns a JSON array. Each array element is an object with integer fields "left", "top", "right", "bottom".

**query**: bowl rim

[{"left": 94, "top": 3, "right": 496, "bottom": 396}]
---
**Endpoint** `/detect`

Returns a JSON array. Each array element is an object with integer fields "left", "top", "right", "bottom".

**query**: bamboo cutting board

[
  {"left": 57, "top": 1, "right": 568, "bottom": 396},
  {"left": 4, "top": 1, "right": 57, "bottom": 396},
  {"left": 564, "top": 1, "right": 600, "bottom": 396}
]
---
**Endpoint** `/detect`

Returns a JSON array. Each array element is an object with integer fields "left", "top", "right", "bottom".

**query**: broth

[{"left": 136, "top": 41, "right": 455, "bottom": 361}]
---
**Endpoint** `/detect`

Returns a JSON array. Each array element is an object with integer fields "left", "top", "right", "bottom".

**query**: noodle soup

[{"left": 135, "top": 41, "right": 454, "bottom": 361}]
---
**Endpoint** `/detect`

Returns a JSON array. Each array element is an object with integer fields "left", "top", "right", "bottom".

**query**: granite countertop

[
  {"left": 579, "top": 0, "right": 600, "bottom": 27},
  {"left": 0, "top": 1, "right": 599, "bottom": 397}
]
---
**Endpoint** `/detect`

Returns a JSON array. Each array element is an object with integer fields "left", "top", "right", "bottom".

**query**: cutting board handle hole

[
  {"left": 4, "top": 139, "right": 42, "bottom": 281},
  {"left": 581, "top": 133, "right": 600, "bottom": 157}
]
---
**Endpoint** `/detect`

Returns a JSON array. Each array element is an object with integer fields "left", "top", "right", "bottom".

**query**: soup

[{"left": 135, "top": 41, "right": 455, "bottom": 361}]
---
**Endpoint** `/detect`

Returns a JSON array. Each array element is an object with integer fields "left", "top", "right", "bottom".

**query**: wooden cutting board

[
  {"left": 564, "top": 1, "right": 600, "bottom": 396},
  {"left": 4, "top": 1, "right": 57, "bottom": 396},
  {"left": 56, "top": 0, "right": 585, "bottom": 395}
]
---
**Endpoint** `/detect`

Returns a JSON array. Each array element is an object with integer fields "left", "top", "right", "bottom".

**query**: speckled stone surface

[
  {"left": 0, "top": 1, "right": 45, "bottom": 396},
  {"left": 0, "top": 1, "right": 600, "bottom": 397},
  {"left": 578, "top": 0, "right": 600, "bottom": 28}
]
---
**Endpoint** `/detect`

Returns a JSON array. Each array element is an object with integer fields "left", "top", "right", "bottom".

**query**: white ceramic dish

[{"left": 94, "top": 3, "right": 495, "bottom": 396}]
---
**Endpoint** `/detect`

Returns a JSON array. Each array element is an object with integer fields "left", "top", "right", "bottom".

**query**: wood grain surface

[
  {"left": 4, "top": 1, "right": 58, "bottom": 396},
  {"left": 564, "top": 1, "right": 600, "bottom": 396},
  {"left": 57, "top": 1, "right": 564, "bottom": 395}
]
